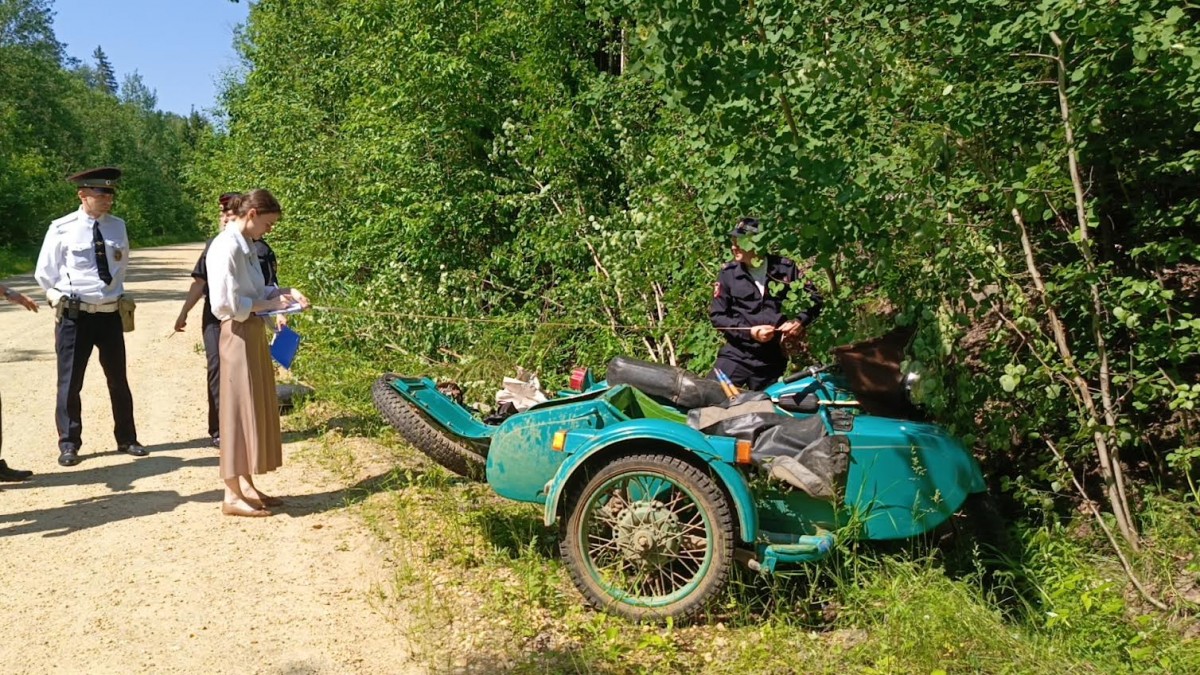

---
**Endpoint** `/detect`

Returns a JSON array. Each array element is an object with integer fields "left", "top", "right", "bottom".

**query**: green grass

[
  {"left": 0, "top": 244, "right": 39, "bottom": 279},
  {"left": 295, "top": 407, "right": 1200, "bottom": 675}
]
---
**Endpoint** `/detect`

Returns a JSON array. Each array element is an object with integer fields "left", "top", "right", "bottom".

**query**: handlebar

[{"left": 782, "top": 364, "right": 828, "bottom": 384}]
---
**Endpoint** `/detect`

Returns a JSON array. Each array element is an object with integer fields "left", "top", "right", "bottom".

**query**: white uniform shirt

[
  {"left": 34, "top": 207, "right": 129, "bottom": 304},
  {"left": 749, "top": 263, "right": 768, "bottom": 297},
  {"left": 206, "top": 223, "right": 267, "bottom": 322}
]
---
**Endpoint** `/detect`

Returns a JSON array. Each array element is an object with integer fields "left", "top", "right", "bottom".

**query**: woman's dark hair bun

[{"left": 229, "top": 189, "right": 281, "bottom": 217}]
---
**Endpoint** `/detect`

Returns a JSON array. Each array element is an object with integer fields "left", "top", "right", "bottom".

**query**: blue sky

[{"left": 51, "top": 0, "right": 251, "bottom": 116}]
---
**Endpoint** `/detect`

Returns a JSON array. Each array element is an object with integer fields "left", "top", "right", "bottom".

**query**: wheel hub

[{"left": 613, "top": 499, "right": 682, "bottom": 566}]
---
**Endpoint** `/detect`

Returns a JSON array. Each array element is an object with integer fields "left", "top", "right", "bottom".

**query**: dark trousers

[
  {"left": 55, "top": 312, "right": 137, "bottom": 452},
  {"left": 202, "top": 321, "right": 221, "bottom": 438},
  {"left": 711, "top": 354, "right": 785, "bottom": 392}
]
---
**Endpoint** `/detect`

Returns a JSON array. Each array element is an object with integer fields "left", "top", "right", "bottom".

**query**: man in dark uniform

[
  {"left": 174, "top": 192, "right": 280, "bottom": 447},
  {"left": 34, "top": 167, "right": 148, "bottom": 466},
  {"left": 709, "top": 217, "right": 823, "bottom": 390}
]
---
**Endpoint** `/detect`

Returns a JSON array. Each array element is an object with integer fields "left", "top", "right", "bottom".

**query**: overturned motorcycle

[{"left": 371, "top": 352, "right": 988, "bottom": 622}]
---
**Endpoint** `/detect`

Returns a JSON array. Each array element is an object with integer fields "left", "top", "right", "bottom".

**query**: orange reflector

[
  {"left": 735, "top": 439, "right": 753, "bottom": 465},
  {"left": 552, "top": 430, "right": 568, "bottom": 452}
]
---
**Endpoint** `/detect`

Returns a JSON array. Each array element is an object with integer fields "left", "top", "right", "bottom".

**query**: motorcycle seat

[{"left": 605, "top": 356, "right": 729, "bottom": 409}]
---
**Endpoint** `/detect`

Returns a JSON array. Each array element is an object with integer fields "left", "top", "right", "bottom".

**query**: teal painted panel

[
  {"left": 755, "top": 486, "right": 842, "bottom": 538},
  {"left": 389, "top": 376, "right": 497, "bottom": 441},
  {"left": 485, "top": 399, "right": 622, "bottom": 503},
  {"left": 844, "top": 417, "right": 986, "bottom": 540}
]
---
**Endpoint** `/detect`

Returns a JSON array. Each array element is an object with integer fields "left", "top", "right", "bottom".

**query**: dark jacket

[{"left": 709, "top": 255, "right": 823, "bottom": 369}]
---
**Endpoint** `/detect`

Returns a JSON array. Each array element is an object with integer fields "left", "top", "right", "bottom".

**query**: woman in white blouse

[{"left": 206, "top": 189, "right": 308, "bottom": 517}]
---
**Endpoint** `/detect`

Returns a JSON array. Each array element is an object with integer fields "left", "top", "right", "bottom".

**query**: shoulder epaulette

[{"left": 50, "top": 212, "right": 78, "bottom": 231}]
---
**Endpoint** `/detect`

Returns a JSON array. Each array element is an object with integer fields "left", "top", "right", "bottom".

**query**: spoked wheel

[
  {"left": 560, "top": 453, "right": 734, "bottom": 623},
  {"left": 371, "top": 374, "right": 486, "bottom": 481}
]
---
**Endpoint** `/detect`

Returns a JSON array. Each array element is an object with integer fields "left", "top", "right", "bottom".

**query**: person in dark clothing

[
  {"left": 174, "top": 193, "right": 280, "bottom": 447},
  {"left": 708, "top": 217, "right": 823, "bottom": 391}
]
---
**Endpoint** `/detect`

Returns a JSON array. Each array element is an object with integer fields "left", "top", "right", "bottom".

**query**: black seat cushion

[{"left": 605, "top": 356, "right": 728, "bottom": 409}]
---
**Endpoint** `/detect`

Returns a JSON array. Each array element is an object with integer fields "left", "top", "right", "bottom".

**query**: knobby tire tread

[{"left": 372, "top": 374, "right": 485, "bottom": 481}]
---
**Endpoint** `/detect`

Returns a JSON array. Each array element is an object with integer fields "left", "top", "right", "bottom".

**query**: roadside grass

[
  {"left": 295, "top": 403, "right": 1200, "bottom": 674},
  {"left": 1136, "top": 491, "right": 1200, "bottom": 608},
  {"left": 0, "top": 244, "right": 39, "bottom": 279}
]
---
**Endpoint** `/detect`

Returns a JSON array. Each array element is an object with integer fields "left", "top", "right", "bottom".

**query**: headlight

[{"left": 902, "top": 365, "right": 925, "bottom": 404}]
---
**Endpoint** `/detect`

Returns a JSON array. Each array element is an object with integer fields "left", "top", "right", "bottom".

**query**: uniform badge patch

[
  {"left": 713, "top": 282, "right": 721, "bottom": 298},
  {"left": 113, "top": 248, "right": 123, "bottom": 262}
]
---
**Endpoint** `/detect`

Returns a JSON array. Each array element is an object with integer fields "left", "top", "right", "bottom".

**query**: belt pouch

[{"left": 118, "top": 295, "right": 136, "bottom": 332}]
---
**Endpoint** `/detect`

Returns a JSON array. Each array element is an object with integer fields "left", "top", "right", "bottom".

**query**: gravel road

[{"left": 0, "top": 243, "right": 419, "bottom": 674}]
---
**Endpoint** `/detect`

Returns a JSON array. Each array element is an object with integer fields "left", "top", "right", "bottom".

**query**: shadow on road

[
  {"left": 2, "top": 448, "right": 435, "bottom": 532},
  {"left": 284, "top": 415, "right": 381, "bottom": 442},
  {"left": 0, "top": 347, "right": 52, "bottom": 364},
  {"left": 2, "top": 440, "right": 217, "bottom": 494},
  {"left": 0, "top": 487, "right": 222, "bottom": 538},
  {"left": 124, "top": 264, "right": 194, "bottom": 285}
]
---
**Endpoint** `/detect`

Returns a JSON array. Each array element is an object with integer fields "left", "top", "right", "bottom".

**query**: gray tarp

[{"left": 686, "top": 394, "right": 849, "bottom": 501}]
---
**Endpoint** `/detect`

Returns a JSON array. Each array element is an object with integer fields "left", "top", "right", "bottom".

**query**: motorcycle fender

[{"left": 542, "top": 420, "right": 758, "bottom": 543}]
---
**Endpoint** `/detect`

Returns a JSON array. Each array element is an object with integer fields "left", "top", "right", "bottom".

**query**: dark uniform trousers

[
  {"left": 55, "top": 311, "right": 137, "bottom": 451},
  {"left": 709, "top": 355, "right": 786, "bottom": 393},
  {"left": 202, "top": 321, "right": 222, "bottom": 438}
]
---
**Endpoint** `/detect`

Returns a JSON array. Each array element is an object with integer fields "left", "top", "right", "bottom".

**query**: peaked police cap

[
  {"left": 67, "top": 166, "right": 122, "bottom": 189},
  {"left": 729, "top": 217, "right": 760, "bottom": 238}
]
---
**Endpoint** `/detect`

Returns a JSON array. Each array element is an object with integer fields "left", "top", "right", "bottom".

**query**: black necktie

[{"left": 92, "top": 220, "right": 113, "bottom": 285}]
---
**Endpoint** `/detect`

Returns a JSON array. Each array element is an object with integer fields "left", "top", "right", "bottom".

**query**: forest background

[
  {"left": 3, "top": 0, "right": 1199, "bottom": 670},
  {"left": 0, "top": 0, "right": 206, "bottom": 265}
]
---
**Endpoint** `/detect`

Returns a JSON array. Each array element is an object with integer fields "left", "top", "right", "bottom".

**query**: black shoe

[
  {"left": 0, "top": 459, "right": 33, "bottom": 481},
  {"left": 58, "top": 449, "right": 81, "bottom": 467},
  {"left": 211, "top": 435, "right": 220, "bottom": 448},
  {"left": 117, "top": 442, "right": 149, "bottom": 457}
]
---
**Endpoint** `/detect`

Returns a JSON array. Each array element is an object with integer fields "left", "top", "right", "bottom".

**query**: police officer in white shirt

[{"left": 34, "top": 167, "right": 148, "bottom": 467}]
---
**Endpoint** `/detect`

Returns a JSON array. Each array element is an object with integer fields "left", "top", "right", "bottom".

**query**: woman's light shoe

[{"left": 222, "top": 501, "right": 271, "bottom": 517}]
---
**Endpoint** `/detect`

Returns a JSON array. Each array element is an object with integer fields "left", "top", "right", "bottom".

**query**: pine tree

[
  {"left": 119, "top": 71, "right": 157, "bottom": 110},
  {"left": 92, "top": 45, "right": 117, "bottom": 94}
]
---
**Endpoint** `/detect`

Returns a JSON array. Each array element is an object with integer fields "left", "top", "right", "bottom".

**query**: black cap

[
  {"left": 729, "top": 217, "right": 760, "bottom": 238},
  {"left": 67, "top": 166, "right": 122, "bottom": 191}
]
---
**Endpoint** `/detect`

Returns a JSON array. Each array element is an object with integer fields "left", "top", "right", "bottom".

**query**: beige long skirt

[{"left": 218, "top": 315, "right": 282, "bottom": 479}]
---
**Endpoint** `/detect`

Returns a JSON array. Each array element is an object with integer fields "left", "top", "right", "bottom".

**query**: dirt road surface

[{"left": 0, "top": 243, "right": 418, "bottom": 674}]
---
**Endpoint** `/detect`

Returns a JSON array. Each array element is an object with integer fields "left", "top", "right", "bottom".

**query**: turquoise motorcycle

[{"left": 372, "top": 357, "right": 986, "bottom": 622}]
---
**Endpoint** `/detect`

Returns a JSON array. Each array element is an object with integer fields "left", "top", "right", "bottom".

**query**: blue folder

[{"left": 270, "top": 325, "right": 302, "bottom": 369}]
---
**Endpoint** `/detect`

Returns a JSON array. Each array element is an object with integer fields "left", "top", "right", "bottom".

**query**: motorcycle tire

[
  {"left": 559, "top": 452, "right": 734, "bottom": 623},
  {"left": 372, "top": 374, "right": 486, "bottom": 481}
]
